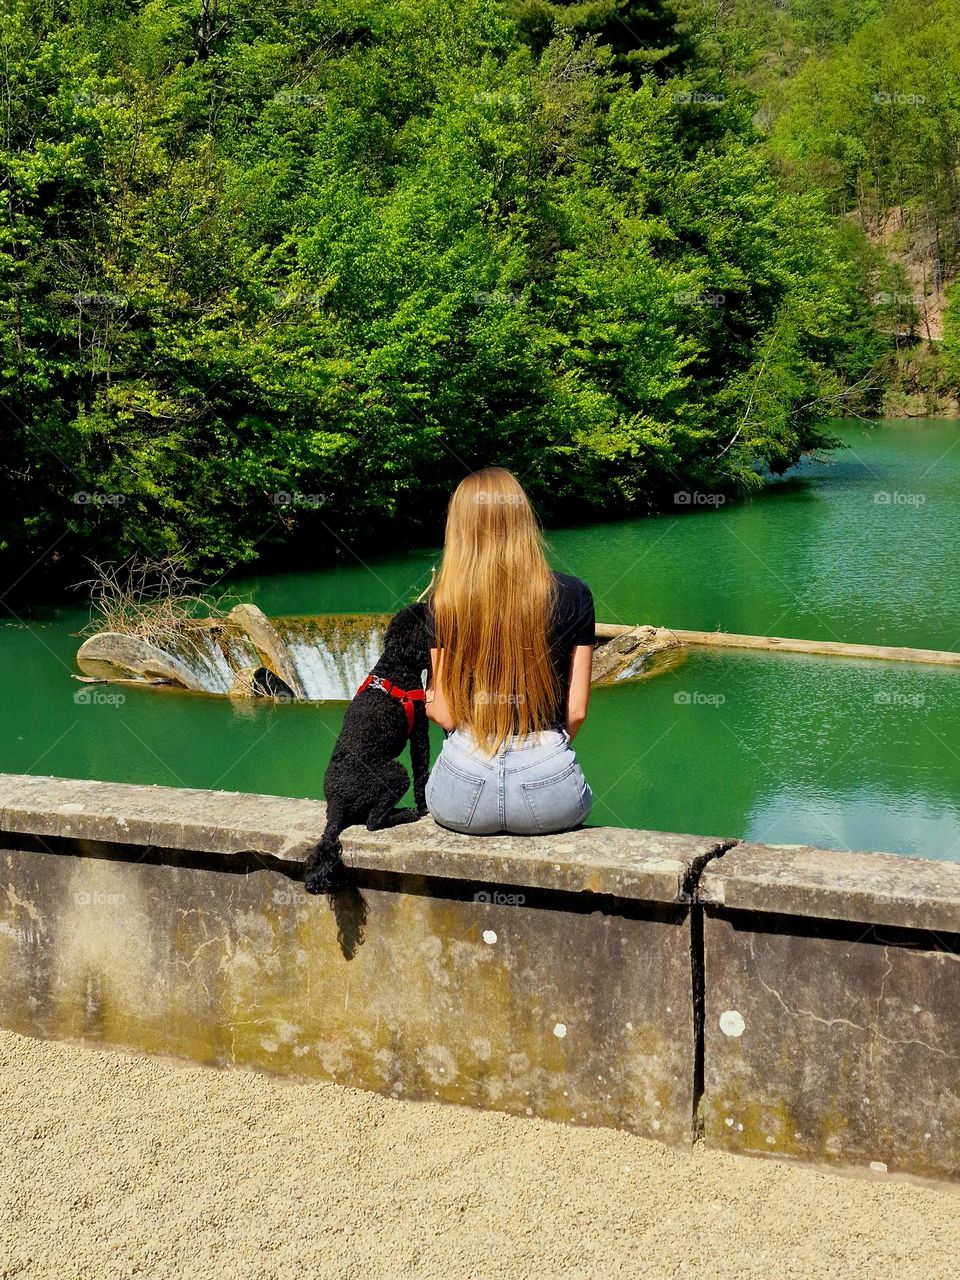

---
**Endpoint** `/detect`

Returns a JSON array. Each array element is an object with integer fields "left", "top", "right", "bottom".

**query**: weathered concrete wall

[
  {"left": 0, "top": 775, "right": 720, "bottom": 1144},
  {"left": 2, "top": 774, "right": 959, "bottom": 1181},
  {"left": 699, "top": 843, "right": 960, "bottom": 1181}
]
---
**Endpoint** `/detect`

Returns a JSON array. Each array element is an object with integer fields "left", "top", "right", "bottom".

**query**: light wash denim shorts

[{"left": 425, "top": 728, "right": 592, "bottom": 836}]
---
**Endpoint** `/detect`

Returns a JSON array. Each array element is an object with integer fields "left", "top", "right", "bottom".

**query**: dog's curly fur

[{"left": 304, "top": 603, "right": 430, "bottom": 895}]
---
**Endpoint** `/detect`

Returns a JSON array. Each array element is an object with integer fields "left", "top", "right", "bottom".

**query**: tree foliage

[{"left": 0, "top": 0, "right": 880, "bottom": 579}]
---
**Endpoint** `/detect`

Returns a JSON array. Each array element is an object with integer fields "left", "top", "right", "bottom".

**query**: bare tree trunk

[{"left": 197, "top": 0, "right": 219, "bottom": 62}]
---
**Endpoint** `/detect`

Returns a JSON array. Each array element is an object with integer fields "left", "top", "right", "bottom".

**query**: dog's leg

[
  {"left": 366, "top": 760, "right": 420, "bottom": 831},
  {"left": 409, "top": 706, "right": 430, "bottom": 816}
]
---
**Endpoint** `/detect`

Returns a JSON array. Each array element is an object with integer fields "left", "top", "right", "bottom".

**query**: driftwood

[
  {"left": 590, "top": 626, "right": 682, "bottom": 684},
  {"left": 593, "top": 624, "right": 960, "bottom": 668}
]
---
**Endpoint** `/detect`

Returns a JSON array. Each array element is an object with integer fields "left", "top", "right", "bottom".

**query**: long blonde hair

[{"left": 432, "top": 468, "right": 558, "bottom": 752}]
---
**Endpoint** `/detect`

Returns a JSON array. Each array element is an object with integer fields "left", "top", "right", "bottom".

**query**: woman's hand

[{"left": 565, "top": 644, "right": 593, "bottom": 741}]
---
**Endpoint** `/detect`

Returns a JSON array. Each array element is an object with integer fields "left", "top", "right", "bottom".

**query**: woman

[{"left": 424, "top": 467, "right": 594, "bottom": 835}]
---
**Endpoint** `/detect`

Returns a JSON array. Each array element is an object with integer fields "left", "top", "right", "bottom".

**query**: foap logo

[
  {"left": 273, "top": 90, "right": 325, "bottom": 107},
  {"left": 74, "top": 688, "right": 126, "bottom": 707},
  {"left": 872, "top": 91, "right": 926, "bottom": 107},
  {"left": 474, "top": 691, "right": 525, "bottom": 707},
  {"left": 673, "top": 290, "right": 725, "bottom": 308},
  {"left": 71, "top": 291, "right": 127, "bottom": 310},
  {"left": 674, "top": 690, "right": 726, "bottom": 707},
  {"left": 672, "top": 90, "right": 725, "bottom": 106},
  {"left": 271, "top": 491, "right": 328, "bottom": 509},
  {"left": 473, "top": 290, "right": 521, "bottom": 307},
  {"left": 874, "top": 690, "right": 925, "bottom": 709},
  {"left": 474, "top": 889, "right": 526, "bottom": 906},
  {"left": 874, "top": 491, "right": 926, "bottom": 506},
  {"left": 72, "top": 491, "right": 126, "bottom": 507},
  {"left": 674, "top": 491, "right": 726, "bottom": 507},
  {"left": 74, "top": 890, "right": 126, "bottom": 907},
  {"left": 73, "top": 91, "right": 127, "bottom": 107},
  {"left": 872, "top": 291, "right": 924, "bottom": 308},
  {"left": 476, "top": 490, "right": 525, "bottom": 505},
  {"left": 472, "top": 91, "right": 524, "bottom": 109},
  {"left": 271, "top": 289, "right": 326, "bottom": 310}
]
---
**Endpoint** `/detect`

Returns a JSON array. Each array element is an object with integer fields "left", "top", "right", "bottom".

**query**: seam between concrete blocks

[{"left": 684, "top": 840, "right": 738, "bottom": 1143}]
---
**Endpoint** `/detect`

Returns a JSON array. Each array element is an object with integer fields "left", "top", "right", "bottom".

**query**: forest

[{"left": 1, "top": 0, "right": 957, "bottom": 581}]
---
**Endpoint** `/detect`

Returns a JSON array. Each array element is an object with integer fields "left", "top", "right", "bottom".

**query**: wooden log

[{"left": 594, "top": 623, "right": 960, "bottom": 667}]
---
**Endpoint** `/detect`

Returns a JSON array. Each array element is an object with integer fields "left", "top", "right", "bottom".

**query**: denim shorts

[{"left": 425, "top": 728, "right": 592, "bottom": 836}]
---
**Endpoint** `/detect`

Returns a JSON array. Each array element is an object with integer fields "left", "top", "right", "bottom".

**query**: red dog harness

[{"left": 356, "top": 673, "right": 426, "bottom": 736}]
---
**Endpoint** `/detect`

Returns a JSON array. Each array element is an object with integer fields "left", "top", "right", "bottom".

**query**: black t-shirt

[{"left": 426, "top": 571, "right": 595, "bottom": 729}]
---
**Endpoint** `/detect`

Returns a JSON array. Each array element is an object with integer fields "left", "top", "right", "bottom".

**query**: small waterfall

[
  {"left": 172, "top": 613, "right": 391, "bottom": 700},
  {"left": 274, "top": 615, "right": 391, "bottom": 701},
  {"left": 76, "top": 612, "right": 394, "bottom": 701},
  {"left": 162, "top": 628, "right": 260, "bottom": 694}
]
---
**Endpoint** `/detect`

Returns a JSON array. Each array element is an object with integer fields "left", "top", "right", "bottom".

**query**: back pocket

[
  {"left": 521, "top": 762, "right": 589, "bottom": 834},
  {"left": 426, "top": 754, "right": 485, "bottom": 830}
]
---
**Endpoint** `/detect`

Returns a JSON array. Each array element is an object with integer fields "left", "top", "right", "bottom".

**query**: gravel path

[{"left": 1, "top": 1028, "right": 956, "bottom": 1280}]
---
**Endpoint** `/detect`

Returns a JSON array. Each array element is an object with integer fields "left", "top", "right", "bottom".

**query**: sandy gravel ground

[{"left": 1, "top": 1029, "right": 956, "bottom": 1280}]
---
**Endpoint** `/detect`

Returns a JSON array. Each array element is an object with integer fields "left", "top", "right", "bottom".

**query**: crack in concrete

[
  {"left": 685, "top": 839, "right": 739, "bottom": 1143},
  {"left": 748, "top": 936, "right": 959, "bottom": 1060}
]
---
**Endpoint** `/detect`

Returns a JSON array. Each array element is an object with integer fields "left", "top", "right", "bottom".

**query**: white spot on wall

[
  {"left": 725, "top": 1117, "right": 734, "bottom": 1127},
  {"left": 766, "top": 1135, "right": 776, "bottom": 1145},
  {"left": 554, "top": 1022, "right": 567, "bottom": 1039},
  {"left": 482, "top": 929, "right": 497, "bottom": 945},
  {"left": 652, "top": 1119, "right": 661, "bottom": 1131},
  {"left": 417, "top": 1044, "right": 458, "bottom": 1085},
  {"left": 719, "top": 1010, "right": 745, "bottom": 1038},
  {"left": 59, "top": 803, "right": 85, "bottom": 813},
  {"left": 472, "top": 1037, "right": 492, "bottom": 1062},
  {"left": 869, "top": 1160, "right": 888, "bottom": 1174}
]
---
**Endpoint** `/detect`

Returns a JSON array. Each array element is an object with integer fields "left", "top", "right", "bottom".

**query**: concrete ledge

[
  {"left": 0, "top": 773, "right": 727, "bottom": 902},
  {"left": 699, "top": 839, "right": 960, "bottom": 934}
]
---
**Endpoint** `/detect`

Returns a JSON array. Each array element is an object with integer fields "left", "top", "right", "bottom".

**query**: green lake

[{"left": 4, "top": 420, "right": 959, "bottom": 861}]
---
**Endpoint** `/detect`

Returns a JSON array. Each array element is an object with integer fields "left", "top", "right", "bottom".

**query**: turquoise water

[{"left": 3, "top": 420, "right": 959, "bottom": 860}]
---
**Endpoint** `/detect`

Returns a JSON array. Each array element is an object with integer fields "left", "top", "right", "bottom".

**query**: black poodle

[{"left": 304, "top": 603, "right": 431, "bottom": 895}]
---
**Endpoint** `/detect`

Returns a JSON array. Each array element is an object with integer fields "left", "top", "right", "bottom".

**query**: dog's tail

[{"left": 303, "top": 817, "right": 345, "bottom": 896}]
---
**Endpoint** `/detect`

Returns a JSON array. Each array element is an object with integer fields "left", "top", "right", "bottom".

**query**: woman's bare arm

[
  {"left": 566, "top": 644, "right": 592, "bottom": 741},
  {"left": 426, "top": 647, "right": 455, "bottom": 731}
]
